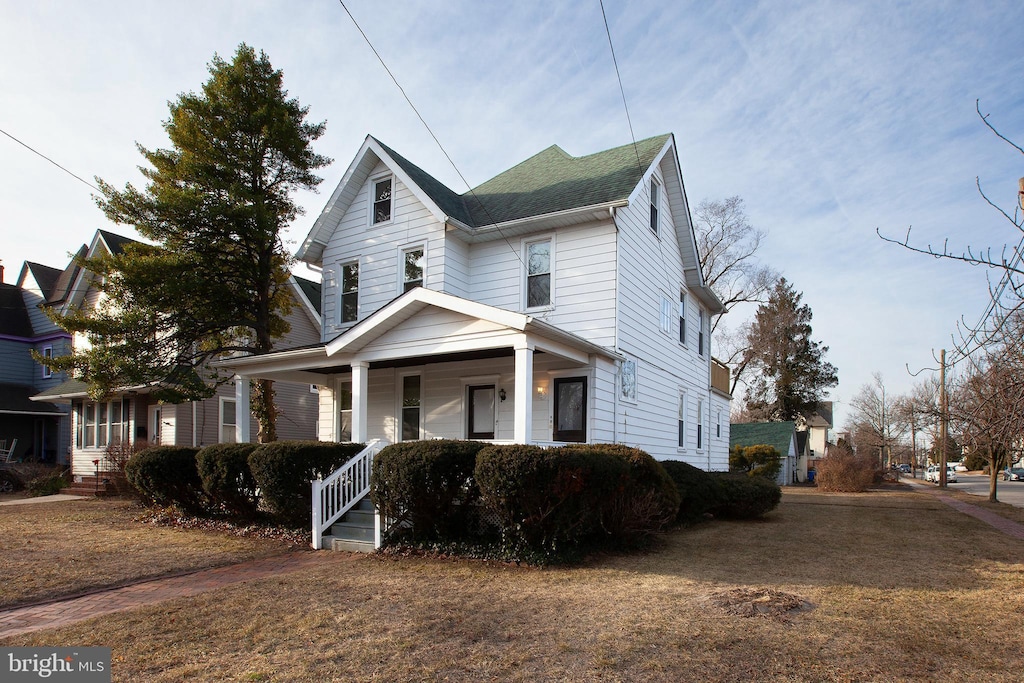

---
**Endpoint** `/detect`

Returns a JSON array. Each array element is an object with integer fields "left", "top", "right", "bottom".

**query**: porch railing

[{"left": 311, "top": 439, "right": 386, "bottom": 550}]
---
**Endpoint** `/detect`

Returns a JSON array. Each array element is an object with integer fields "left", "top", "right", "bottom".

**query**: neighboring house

[
  {"left": 219, "top": 133, "right": 728, "bottom": 468},
  {"left": 730, "top": 421, "right": 799, "bottom": 486},
  {"left": 31, "top": 229, "right": 323, "bottom": 489},
  {"left": 0, "top": 260, "right": 76, "bottom": 463},
  {"left": 799, "top": 401, "right": 834, "bottom": 477}
]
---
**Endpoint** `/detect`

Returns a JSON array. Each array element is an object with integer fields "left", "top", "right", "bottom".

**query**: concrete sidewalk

[
  {"left": 0, "top": 494, "right": 88, "bottom": 506},
  {"left": 905, "top": 478, "right": 1024, "bottom": 541},
  {"left": 0, "top": 552, "right": 353, "bottom": 639}
]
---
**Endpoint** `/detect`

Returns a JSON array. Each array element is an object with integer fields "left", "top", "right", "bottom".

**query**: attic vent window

[{"left": 373, "top": 177, "right": 392, "bottom": 224}]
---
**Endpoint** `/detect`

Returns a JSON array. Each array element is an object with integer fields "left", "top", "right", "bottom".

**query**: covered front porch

[{"left": 221, "top": 288, "right": 621, "bottom": 448}]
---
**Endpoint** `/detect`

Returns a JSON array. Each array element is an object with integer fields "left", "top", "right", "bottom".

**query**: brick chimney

[{"left": 0, "top": 260, "right": 4, "bottom": 284}]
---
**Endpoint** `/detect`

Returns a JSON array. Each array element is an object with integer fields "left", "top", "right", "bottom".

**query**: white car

[{"left": 925, "top": 466, "right": 957, "bottom": 483}]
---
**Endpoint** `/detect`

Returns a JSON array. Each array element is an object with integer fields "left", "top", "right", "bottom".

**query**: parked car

[
  {"left": 1002, "top": 467, "right": 1024, "bottom": 481},
  {"left": 946, "top": 467, "right": 958, "bottom": 483},
  {"left": 898, "top": 464, "right": 911, "bottom": 474},
  {"left": 954, "top": 462, "right": 968, "bottom": 472},
  {"left": 925, "top": 465, "right": 957, "bottom": 483}
]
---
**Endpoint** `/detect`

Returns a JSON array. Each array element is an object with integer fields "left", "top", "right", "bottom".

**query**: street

[{"left": 909, "top": 471, "right": 1024, "bottom": 509}]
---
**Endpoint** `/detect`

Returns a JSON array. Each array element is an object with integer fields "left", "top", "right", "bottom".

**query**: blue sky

[{"left": 2, "top": 1, "right": 1023, "bottom": 430}]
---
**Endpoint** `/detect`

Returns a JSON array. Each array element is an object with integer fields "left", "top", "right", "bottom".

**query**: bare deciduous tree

[{"left": 847, "top": 373, "right": 909, "bottom": 468}]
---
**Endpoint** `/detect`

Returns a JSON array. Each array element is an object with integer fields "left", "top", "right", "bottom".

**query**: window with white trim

[
  {"left": 697, "top": 398, "right": 704, "bottom": 450},
  {"left": 338, "top": 380, "right": 352, "bottom": 442},
  {"left": 400, "top": 374, "right": 422, "bottom": 441},
  {"left": 340, "top": 261, "right": 359, "bottom": 324},
  {"left": 660, "top": 296, "right": 672, "bottom": 334},
  {"left": 525, "top": 238, "right": 552, "bottom": 309},
  {"left": 41, "top": 346, "right": 53, "bottom": 379},
  {"left": 372, "top": 176, "right": 393, "bottom": 224},
  {"left": 620, "top": 358, "right": 637, "bottom": 403},
  {"left": 678, "top": 293, "right": 687, "bottom": 345},
  {"left": 649, "top": 177, "right": 660, "bottom": 235},
  {"left": 677, "top": 392, "right": 687, "bottom": 448},
  {"left": 716, "top": 410, "right": 722, "bottom": 438},
  {"left": 78, "top": 399, "right": 129, "bottom": 449},
  {"left": 220, "top": 398, "right": 237, "bottom": 443},
  {"left": 402, "top": 246, "right": 424, "bottom": 292},
  {"left": 698, "top": 308, "right": 706, "bottom": 357}
]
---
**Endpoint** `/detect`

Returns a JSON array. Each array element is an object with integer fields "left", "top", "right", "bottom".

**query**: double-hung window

[
  {"left": 220, "top": 398, "right": 237, "bottom": 443},
  {"left": 698, "top": 309, "right": 706, "bottom": 357},
  {"left": 338, "top": 381, "right": 352, "bottom": 442},
  {"left": 677, "top": 392, "right": 687, "bottom": 448},
  {"left": 340, "top": 261, "right": 359, "bottom": 324},
  {"left": 649, "top": 178, "right": 660, "bottom": 235},
  {"left": 372, "top": 177, "right": 392, "bottom": 224},
  {"left": 525, "top": 238, "right": 552, "bottom": 309},
  {"left": 678, "top": 293, "right": 687, "bottom": 345},
  {"left": 660, "top": 296, "right": 672, "bottom": 335},
  {"left": 41, "top": 346, "right": 53, "bottom": 379},
  {"left": 402, "top": 247, "right": 424, "bottom": 292},
  {"left": 400, "top": 374, "right": 422, "bottom": 441},
  {"left": 696, "top": 399, "right": 704, "bottom": 450}
]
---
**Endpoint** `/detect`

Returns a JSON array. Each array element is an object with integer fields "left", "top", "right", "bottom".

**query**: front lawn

[
  {"left": 3, "top": 487, "right": 1023, "bottom": 681},
  {"left": 0, "top": 498, "right": 302, "bottom": 608}
]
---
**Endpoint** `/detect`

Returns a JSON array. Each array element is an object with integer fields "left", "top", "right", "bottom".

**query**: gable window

[
  {"left": 698, "top": 309, "right": 706, "bottom": 357},
  {"left": 338, "top": 381, "right": 352, "bottom": 442},
  {"left": 467, "top": 385, "right": 496, "bottom": 440},
  {"left": 678, "top": 293, "right": 687, "bottom": 345},
  {"left": 649, "top": 178, "right": 660, "bottom": 235},
  {"left": 525, "top": 238, "right": 552, "bottom": 309},
  {"left": 372, "top": 177, "right": 393, "bottom": 224},
  {"left": 400, "top": 374, "right": 422, "bottom": 441},
  {"left": 620, "top": 358, "right": 637, "bottom": 403},
  {"left": 697, "top": 399, "right": 704, "bottom": 450},
  {"left": 677, "top": 392, "right": 687, "bottom": 448},
  {"left": 553, "top": 376, "right": 587, "bottom": 443},
  {"left": 220, "top": 398, "right": 237, "bottom": 443},
  {"left": 341, "top": 261, "right": 359, "bottom": 324},
  {"left": 402, "top": 246, "right": 424, "bottom": 292},
  {"left": 41, "top": 346, "right": 53, "bottom": 379},
  {"left": 660, "top": 296, "right": 672, "bottom": 335}
]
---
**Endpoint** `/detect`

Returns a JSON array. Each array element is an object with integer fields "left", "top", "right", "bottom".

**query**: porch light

[
  {"left": 499, "top": 388, "right": 507, "bottom": 401},
  {"left": 536, "top": 384, "right": 547, "bottom": 397}
]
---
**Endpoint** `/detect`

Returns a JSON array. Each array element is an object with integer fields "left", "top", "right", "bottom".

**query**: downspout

[{"left": 192, "top": 401, "right": 198, "bottom": 447}]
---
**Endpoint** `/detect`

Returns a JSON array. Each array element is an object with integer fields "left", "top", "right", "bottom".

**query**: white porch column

[
  {"left": 514, "top": 342, "right": 534, "bottom": 444},
  {"left": 351, "top": 361, "right": 369, "bottom": 443},
  {"left": 234, "top": 375, "right": 251, "bottom": 443}
]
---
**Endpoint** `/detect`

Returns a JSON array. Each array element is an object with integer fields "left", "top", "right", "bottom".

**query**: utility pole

[{"left": 939, "top": 349, "right": 948, "bottom": 488}]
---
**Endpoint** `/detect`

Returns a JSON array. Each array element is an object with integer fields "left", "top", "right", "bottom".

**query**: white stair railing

[{"left": 311, "top": 439, "right": 386, "bottom": 550}]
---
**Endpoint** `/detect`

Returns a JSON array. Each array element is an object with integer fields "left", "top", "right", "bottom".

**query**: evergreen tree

[
  {"left": 45, "top": 44, "right": 329, "bottom": 442},
  {"left": 742, "top": 278, "right": 838, "bottom": 421}
]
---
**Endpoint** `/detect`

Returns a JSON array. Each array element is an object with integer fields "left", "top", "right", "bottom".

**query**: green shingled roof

[
  {"left": 730, "top": 422, "right": 797, "bottom": 457},
  {"left": 374, "top": 134, "right": 671, "bottom": 228}
]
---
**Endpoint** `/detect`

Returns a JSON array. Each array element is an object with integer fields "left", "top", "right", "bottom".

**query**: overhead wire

[
  {"left": 0, "top": 127, "right": 99, "bottom": 192},
  {"left": 599, "top": 0, "right": 643, "bottom": 175}
]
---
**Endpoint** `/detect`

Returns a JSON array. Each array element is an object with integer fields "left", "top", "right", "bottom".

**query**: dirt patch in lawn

[{"left": 705, "top": 587, "right": 813, "bottom": 622}]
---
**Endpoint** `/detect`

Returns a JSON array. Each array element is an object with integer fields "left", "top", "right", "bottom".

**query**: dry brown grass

[
  {"left": 3, "top": 487, "right": 1024, "bottom": 681},
  {"left": 0, "top": 498, "right": 298, "bottom": 608}
]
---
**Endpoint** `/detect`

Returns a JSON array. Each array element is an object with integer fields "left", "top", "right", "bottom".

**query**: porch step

[
  {"left": 60, "top": 474, "right": 126, "bottom": 498},
  {"left": 321, "top": 496, "right": 376, "bottom": 553}
]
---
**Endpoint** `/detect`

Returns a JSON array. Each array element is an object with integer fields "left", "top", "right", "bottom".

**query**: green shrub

[
  {"left": 710, "top": 472, "right": 781, "bottom": 519},
  {"left": 730, "top": 443, "right": 783, "bottom": 480},
  {"left": 566, "top": 444, "right": 679, "bottom": 541},
  {"left": 475, "top": 444, "right": 628, "bottom": 559},
  {"left": 371, "top": 440, "right": 488, "bottom": 541},
  {"left": 248, "top": 440, "right": 365, "bottom": 525},
  {"left": 197, "top": 443, "right": 259, "bottom": 519},
  {"left": 124, "top": 446, "right": 204, "bottom": 513},
  {"left": 660, "top": 460, "right": 717, "bottom": 524}
]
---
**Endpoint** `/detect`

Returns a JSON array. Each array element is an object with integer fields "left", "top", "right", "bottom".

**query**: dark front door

[
  {"left": 467, "top": 385, "right": 495, "bottom": 440},
  {"left": 553, "top": 377, "right": 587, "bottom": 443}
]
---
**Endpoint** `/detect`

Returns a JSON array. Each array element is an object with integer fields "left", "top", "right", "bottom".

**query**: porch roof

[
  {"left": 2, "top": 383, "right": 66, "bottom": 415},
  {"left": 216, "top": 288, "right": 621, "bottom": 383}
]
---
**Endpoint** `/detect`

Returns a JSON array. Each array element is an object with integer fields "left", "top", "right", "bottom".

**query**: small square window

[{"left": 373, "top": 177, "right": 392, "bottom": 224}]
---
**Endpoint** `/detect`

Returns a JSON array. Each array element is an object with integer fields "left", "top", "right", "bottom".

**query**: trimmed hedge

[
  {"left": 729, "top": 443, "right": 783, "bottom": 481},
  {"left": 566, "top": 444, "right": 680, "bottom": 541},
  {"left": 248, "top": 440, "right": 366, "bottom": 525},
  {"left": 124, "top": 446, "right": 204, "bottom": 513},
  {"left": 710, "top": 472, "right": 781, "bottom": 519},
  {"left": 371, "top": 439, "right": 488, "bottom": 541},
  {"left": 660, "top": 460, "right": 717, "bottom": 524},
  {"left": 196, "top": 443, "right": 259, "bottom": 519},
  {"left": 475, "top": 444, "right": 629, "bottom": 555}
]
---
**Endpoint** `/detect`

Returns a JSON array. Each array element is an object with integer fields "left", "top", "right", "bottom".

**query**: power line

[
  {"left": 0, "top": 127, "right": 99, "bottom": 192},
  {"left": 336, "top": 0, "right": 525, "bottom": 268},
  {"left": 599, "top": 0, "right": 643, "bottom": 174}
]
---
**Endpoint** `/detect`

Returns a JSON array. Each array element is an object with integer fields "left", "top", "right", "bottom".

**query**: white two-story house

[{"left": 223, "top": 133, "right": 728, "bottom": 469}]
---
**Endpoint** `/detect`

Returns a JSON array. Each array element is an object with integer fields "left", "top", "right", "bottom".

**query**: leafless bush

[{"left": 815, "top": 441, "right": 876, "bottom": 492}]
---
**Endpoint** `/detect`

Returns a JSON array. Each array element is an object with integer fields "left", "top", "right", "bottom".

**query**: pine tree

[
  {"left": 46, "top": 44, "right": 330, "bottom": 442},
  {"left": 742, "top": 278, "right": 838, "bottom": 421}
]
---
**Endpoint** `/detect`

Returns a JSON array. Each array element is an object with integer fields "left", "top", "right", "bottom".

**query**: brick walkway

[
  {"left": 905, "top": 479, "right": 1024, "bottom": 540},
  {"left": 0, "top": 552, "right": 347, "bottom": 639}
]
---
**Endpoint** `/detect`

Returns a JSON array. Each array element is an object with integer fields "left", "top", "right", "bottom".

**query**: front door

[
  {"left": 553, "top": 377, "right": 587, "bottom": 443},
  {"left": 467, "top": 385, "right": 495, "bottom": 440}
]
